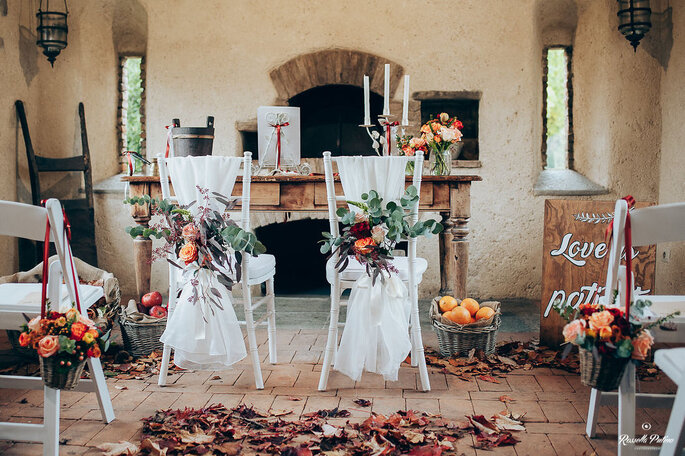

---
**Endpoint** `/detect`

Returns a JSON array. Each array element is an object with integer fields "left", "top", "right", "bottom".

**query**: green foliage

[
  {"left": 545, "top": 48, "right": 569, "bottom": 169},
  {"left": 124, "top": 58, "right": 143, "bottom": 156}
]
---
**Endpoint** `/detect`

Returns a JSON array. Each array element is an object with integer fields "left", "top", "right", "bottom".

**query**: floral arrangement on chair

[
  {"left": 556, "top": 297, "right": 679, "bottom": 390},
  {"left": 320, "top": 186, "right": 442, "bottom": 284},
  {"left": 124, "top": 187, "right": 265, "bottom": 309}
]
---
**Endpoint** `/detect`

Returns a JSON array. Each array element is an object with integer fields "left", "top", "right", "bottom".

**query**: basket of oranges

[{"left": 429, "top": 296, "right": 501, "bottom": 357}]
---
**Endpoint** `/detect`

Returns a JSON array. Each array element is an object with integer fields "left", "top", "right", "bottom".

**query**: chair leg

[
  {"left": 318, "top": 279, "right": 341, "bottom": 391},
  {"left": 87, "top": 357, "right": 115, "bottom": 423},
  {"left": 409, "top": 285, "right": 430, "bottom": 391},
  {"left": 586, "top": 388, "right": 602, "bottom": 438},
  {"left": 43, "top": 387, "right": 59, "bottom": 456},
  {"left": 266, "top": 277, "right": 277, "bottom": 364},
  {"left": 660, "top": 386, "right": 685, "bottom": 456},
  {"left": 242, "top": 283, "right": 264, "bottom": 390},
  {"left": 618, "top": 362, "right": 636, "bottom": 456},
  {"left": 410, "top": 285, "right": 419, "bottom": 367},
  {"left": 158, "top": 344, "right": 172, "bottom": 386}
]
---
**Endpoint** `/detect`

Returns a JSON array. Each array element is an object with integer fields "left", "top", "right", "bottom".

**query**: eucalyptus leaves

[{"left": 320, "top": 186, "right": 442, "bottom": 283}]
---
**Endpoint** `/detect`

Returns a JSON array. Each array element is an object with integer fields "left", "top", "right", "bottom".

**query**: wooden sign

[{"left": 540, "top": 200, "right": 656, "bottom": 347}]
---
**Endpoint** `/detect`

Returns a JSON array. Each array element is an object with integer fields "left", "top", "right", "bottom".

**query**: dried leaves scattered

[
  {"left": 98, "top": 403, "right": 526, "bottom": 455},
  {"left": 425, "top": 341, "right": 661, "bottom": 382}
]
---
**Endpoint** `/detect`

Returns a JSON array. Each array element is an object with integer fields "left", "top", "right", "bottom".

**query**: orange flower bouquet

[
  {"left": 18, "top": 307, "right": 110, "bottom": 390},
  {"left": 420, "top": 112, "right": 463, "bottom": 175},
  {"left": 556, "top": 299, "right": 678, "bottom": 391}
]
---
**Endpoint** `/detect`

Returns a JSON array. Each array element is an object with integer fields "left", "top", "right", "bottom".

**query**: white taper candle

[
  {"left": 363, "top": 75, "right": 371, "bottom": 125},
  {"left": 402, "top": 75, "right": 410, "bottom": 126},
  {"left": 383, "top": 64, "right": 390, "bottom": 115}
]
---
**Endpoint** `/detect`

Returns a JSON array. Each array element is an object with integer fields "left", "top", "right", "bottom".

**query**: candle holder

[{"left": 361, "top": 114, "right": 405, "bottom": 156}]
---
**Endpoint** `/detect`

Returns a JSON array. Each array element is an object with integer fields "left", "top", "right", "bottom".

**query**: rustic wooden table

[{"left": 122, "top": 174, "right": 481, "bottom": 300}]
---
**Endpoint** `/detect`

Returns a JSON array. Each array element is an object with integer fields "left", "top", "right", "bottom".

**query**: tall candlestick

[
  {"left": 402, "top": 75, "right": 410, "bottom": 126},
  {"left": 363, "top": 75, "right": 371, "bottom": 125},
  {"left": 383, "top": 64, "right": 390, "bottom": 115}
]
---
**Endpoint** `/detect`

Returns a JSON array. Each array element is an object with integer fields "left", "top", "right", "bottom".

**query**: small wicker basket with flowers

[
  {"left": 17, "top": 305, "right": 111, "bottom": 390},
  {"left": 429, "top": 296, "right": 501, "bottom": 357},
  {"left": 557, "top": 296, "right": 678, "bottom": 391}
]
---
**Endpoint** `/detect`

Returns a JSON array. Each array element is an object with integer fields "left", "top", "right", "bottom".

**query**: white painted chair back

[
  {"left": 318, "top": 151, "right": 430, "bottom": 392},
  {"left": 0, "top": 199, "right": 114, "bottom": 456},
  {"left": 587, "top": 199, "right": 685, "bottom": 455},
  {"left": 157, "top": 153, "right": 276, "bottom": 389}
]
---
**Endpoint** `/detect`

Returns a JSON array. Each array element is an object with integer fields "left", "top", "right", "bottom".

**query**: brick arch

[{"left": 269, "top": 49, "right": 405, "bottom": 101}]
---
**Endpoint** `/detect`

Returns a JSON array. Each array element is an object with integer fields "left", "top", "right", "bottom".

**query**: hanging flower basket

[
  {"left": 40, "top": 356, "right": 87, "bottom": 390},
  {"left": 579, "top": 349, "right": 630, "bottom": 391}
]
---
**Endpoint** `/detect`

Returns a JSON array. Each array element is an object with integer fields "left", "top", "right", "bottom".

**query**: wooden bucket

[{"left": 171, "top": 116, "right": 214, "bottom": 157}]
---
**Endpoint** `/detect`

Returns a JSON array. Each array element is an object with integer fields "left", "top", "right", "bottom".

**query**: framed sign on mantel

[{"left": 540, "top": 199, "right": 656, "bottom": 347}]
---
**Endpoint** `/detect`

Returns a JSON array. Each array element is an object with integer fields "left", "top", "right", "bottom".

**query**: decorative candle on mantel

[
  {"left": 383, "top": 64, "right": 390, "bottom": 116},
  {"left": 363, "top": 75, "right": 371, "bottom": 125},
  {"left": 402, "top": 75, "right": 410, "bottom": 126}
]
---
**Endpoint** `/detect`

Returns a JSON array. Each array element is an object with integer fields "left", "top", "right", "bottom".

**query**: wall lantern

[
  {"left": 36, "top": 0, "right": 69, "bottom": 66},
  {"left": 617, "top": 0, "right": 652, "bottom": 51}
]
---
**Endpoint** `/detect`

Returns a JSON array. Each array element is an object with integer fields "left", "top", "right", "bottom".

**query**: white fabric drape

[
  {"left": 166, "top": 156, "right": 241, "bottom": 214},
  {"left": 161, "top": 156, "right": 246, "bottom": 370},
  {"left": 333, "top": 156, "right": 413, "bottom": 381},
  {"left": 335, "top": 156, "right": 407, "bottom": 211},
  {"left": 333, "top": 274, "right": 411, "bottom": 381}
]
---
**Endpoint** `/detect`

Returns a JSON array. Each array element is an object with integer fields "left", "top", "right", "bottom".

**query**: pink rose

[
  {"left": 78, "top": 314, "right": 96, "bottom": 329},
  {"left": 632, "top": 330, "right": 654, "bottom": 360},
  {"left": 37, "top": 335, "right": 60, "bottom": 358},
  {"left": 354, "top": 212, "right": 369, "bottom": 224},
  {"left": 182, "top": 223, "right": 200, "bottom": 242},
  {"left": 588, "top": 310, "right": 614, "bottom": 330},
  {"left": 371, "top": 225, "right": 385, "bottom": 244},
  {"left": 439, "top": 112, "right": 450, "bottom": 123},
  {"left": 27, "top": 316, "right": 41, "bottom": 332},
  {"left": 409, "top": 137, "right": 426, "bottom": 148},
  {"left": 562, "top": 319, "right": 586, "bottom": 343}
]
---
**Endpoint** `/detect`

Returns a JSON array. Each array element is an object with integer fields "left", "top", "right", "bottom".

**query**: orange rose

[
  {"left": 402, "top": 145, "right": 415, "bottom": 156},
  {"left": 70, "top": 322, "right": 88, "bottom": 341},
  {"left": 86, "top": 329, "right": 99, "bottom": 339},
  {"left": 78, "top": 314, "right": 96, "bottom": 329},
  {"left": 598, "top": 326, "right": 613, "bottom": 341},
  {"left": 632, "top": 330, "right": 654, "bottom": 360},
  {"left": 431, "top": 122, "right": 441, "bottom": 132},
  {"left": 588, "top": 310, "right": 614, "bottom": 330},
  {"left": 18, "top": 332, "right": 31, "bottom": 347},
  {"left": 420, "top": 124, "right": 431, "bottom": 134},
  {"left": 65, "top": 308, "right": 79, "bottom": 322},
  {"left": 37, "top": 335, "right": 59, "bottom": 358},
  {"left": 87, "top": 345, "right": 101, "bottom": 358},
  {"left": 179, "top": 242, "right": 198, "bottom": 265},
  {"left": 353, "top": 237, "right": 376, "bottom": 255}
]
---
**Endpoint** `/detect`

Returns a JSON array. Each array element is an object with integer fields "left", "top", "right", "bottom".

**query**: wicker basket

[
  {"left": 40, "top": 357, "right": 87, "bottom": 390},
  {"left": 430, "top": 298, "right": 501, "bottom": 357},
  {"left": 118, "top": 314, "right": 166, "bottom": 358},
  {"left": 579, "top": 349, "right": 630, "bottom": 391}
]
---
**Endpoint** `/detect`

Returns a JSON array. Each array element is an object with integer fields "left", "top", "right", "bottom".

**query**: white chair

[
  {"left": 156, "top": 152, "right": 277, "bottom": 390},
  {"left": 653, "top": 348, "right": 685, "bottom": 455},
  {"left": 0, "top": 199, "right": 114, "bottom": 456},
  {"left": 585, "top": 199, "right": 685, "bottom": 456},
  {"left": 317, "top": 151, "right": 431, "bottom": 392}
]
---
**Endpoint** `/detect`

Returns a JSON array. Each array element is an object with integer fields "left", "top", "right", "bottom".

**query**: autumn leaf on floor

[
  {"left": 498, "top": 395, "right": 515, "bottom": 403},
  {"left": 97, "top": 441, "right": 139, "bottom": 456},
  {"left": 353, "top": 398, "right": 372, "bottom": 407},
  {"left": 478, "top": 374, "right": 500, "bottom": 384}
]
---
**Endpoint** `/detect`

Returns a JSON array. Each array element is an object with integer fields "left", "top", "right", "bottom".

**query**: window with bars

[
  {"left": 542, "top": 46, "right": 573, "bottom": 170},
  {"left": 118, "top": 56, "right": 145, "bottom": 171}
]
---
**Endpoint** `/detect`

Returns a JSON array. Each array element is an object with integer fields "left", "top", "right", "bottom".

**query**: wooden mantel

[{"left": 122, "top": 174, "right": 482, "bottom": 300}]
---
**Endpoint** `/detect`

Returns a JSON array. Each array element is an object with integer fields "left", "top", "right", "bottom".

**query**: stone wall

[{"left": 3, "top": 0, "right": 683, "bottom": 302}]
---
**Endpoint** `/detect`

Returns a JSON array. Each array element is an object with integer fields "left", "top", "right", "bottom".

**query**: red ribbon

[
  {"left": 40, "top": 203, "right": 81, "bottom": 317},
  {"left": 605, "top": 195, "right": 636, "bottom": 317},
  {"left": 165, "top": 125, "right": 171, "bottom": 158},
  {"left": 271, "top": 122, "right": 289, "bottom": 169},
  {"left": 385, "top": 121, "right": 399, "bottom": 154}
]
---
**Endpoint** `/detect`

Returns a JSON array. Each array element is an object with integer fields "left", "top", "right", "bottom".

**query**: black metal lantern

[
  {"left": 617, "top": 0, "right": 652, "bottom": 51},
  {"left": 36, "top": 0, "right": 69, "bottom": 66}
]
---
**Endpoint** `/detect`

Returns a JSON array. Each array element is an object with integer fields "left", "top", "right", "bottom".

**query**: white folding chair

[
  {"left": 156, "top": 152, "right": 277, "bottom": 390},
  {"left": 0, "top": 199, "right": 114, "bottom": 456},
  {"left": 585, "top": 200, "right": 685, "bottom": 455},
  {"left": 317, "top": 151, "right": 431, "bottom": 392}
]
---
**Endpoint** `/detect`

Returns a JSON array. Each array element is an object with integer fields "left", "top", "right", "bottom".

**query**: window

[
  {"left": 119, "top": 56, "right": 145, "bottom": 171},
  {"left": 543, "top": 46, "right": 572, "bottom": 169}
]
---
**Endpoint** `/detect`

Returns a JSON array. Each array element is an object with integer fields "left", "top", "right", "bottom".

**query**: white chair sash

[
  {"left": 336, "top": 156, "right": 407, "bottom": 211},
  {"left": 167, "top": 156, "right": 242, "bottom": 214}
]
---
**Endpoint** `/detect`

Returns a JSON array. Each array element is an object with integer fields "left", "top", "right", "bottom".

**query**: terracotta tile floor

[{"left": 0, "top": 328, "right": 678, "bottom": 455}]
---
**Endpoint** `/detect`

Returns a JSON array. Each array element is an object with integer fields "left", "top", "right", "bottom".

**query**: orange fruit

[
  {"left": 475, "top": 306, "right": 495, "bottom": 321},
  {"left": 439, "top": 296, "right": 459, "bottom": 313},
  {"left": 461, "top": 298, "right": 480, "bottom": 316},
  {"left": 446, "top": 306, "right": 471, "bottom": 325}
]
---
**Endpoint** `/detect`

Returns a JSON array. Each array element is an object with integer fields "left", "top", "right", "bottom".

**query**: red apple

[
  {"left": 141, "top": 291, "right": 163, "bottom": 309},
  {"left": 149, "top": 305, "right": 167, "bottom": 318}
]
